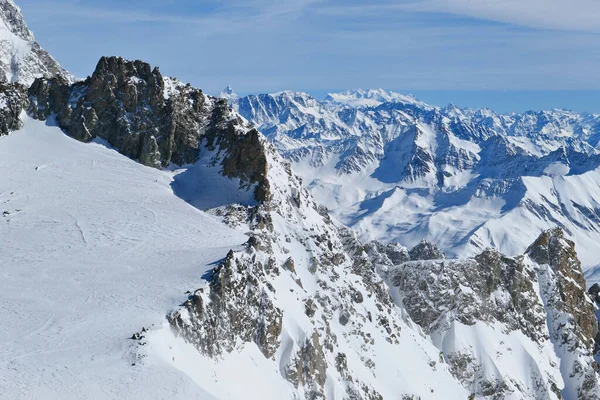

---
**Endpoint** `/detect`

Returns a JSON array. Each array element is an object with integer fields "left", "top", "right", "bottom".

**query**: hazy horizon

[{"left": 16, "top": 0, "right": 600, "bottom": 114}]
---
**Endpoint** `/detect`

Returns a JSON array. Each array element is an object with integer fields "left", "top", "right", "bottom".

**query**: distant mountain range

[{"left": 225, "top": 87, "right": 600, "bottom": 276}]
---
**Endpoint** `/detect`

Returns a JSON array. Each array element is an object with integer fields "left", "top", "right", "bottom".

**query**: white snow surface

[{"left": 0, "top": 117, "right": 247, "bottom": 399}]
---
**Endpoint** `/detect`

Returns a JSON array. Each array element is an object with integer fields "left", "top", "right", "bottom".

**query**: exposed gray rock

[
  {"left": 526, "top": 228, "right": 600, "bottom": 399},
  {"left": 168, "top": 250, "right": 283, "bottom": 359},
  {"left": 588, "top": 283, "right": 600, "bottom": 304},
  {"left": 285, "top": 331, "right": 328, "bottom": 399},
  {"left": 409, "top": 239, "right": 445, "bottom": 261},
  {"left": 526, "top": 227, "right": 598, "bottom": 350},
  {"left": 387, "top": 228, "right": 600, "bottom": 399},
  {"left": 27, "top": 56, "right": 270, "bottom": 202},
  {"left": 0, "top": 81, "right": 27, "bottom": 135},
  {"left": 366, "top": 241, "right": 410, "bottom": 266},
  {"left": 390, "top": 248, "right": 545, "bottom": 341}
]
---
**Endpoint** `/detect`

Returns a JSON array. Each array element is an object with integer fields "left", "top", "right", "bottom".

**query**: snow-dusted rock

[
  {"left": 0, "top": 80, "right": 26, "bottom": 134},
  {"left": 27, "top": 57, "right": 270, "bottom": 202},
  {"left": 387, "top": 229, "right": 599, "bottom": 399},
  {"left": 0, "top": 0, "right": 70, "bottom": 86}
]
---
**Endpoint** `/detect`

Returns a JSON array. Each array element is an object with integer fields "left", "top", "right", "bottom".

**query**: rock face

[
  {"left": 527, "top": 228, "right": 599, "bottom": 350},
  {"left": 408, "top": 240, "right": 445, "bottom": 261},
  {"left": 169, "top": 249, "right": 283, "bottom": 359},
  {"left": 0, "top": 0, "right": 71, "bottom": 86},
  {"left": 27, "top": 57, "right": 270, "bottom": 202},
  {"left": 589, "top": 283, "right": 600, "bottom": 304},
  {"left": 389, "top": 249, "right": 546, "bottom": 341},
  {"left": 386, "top": 228, "right": 600, "bottom": 399},
  {"left": 0, "top": 80, "right": 26, "bottom": 135},
  {"left": 526, "top": 228, "right": 600, "bottom": 399}
]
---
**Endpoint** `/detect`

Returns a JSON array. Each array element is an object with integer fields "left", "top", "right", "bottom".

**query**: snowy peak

[
  {"left": 219, "top": 84, "right": 238, "bottom": 103},
  {"left": 324, "top": 88, "right": 424, "bottom": 108},
  {"left": 0, "top": 0, "right": 33, "bottom": 41},
  {"left": 0, "top": 0, "right": 70, "bottom": 85}
]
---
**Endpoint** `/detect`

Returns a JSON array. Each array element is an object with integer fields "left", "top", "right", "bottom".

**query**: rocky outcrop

[
  {"left": 526, "top": 227, "right": 598, "bottom": 350},
  {"left": 285, "top": 331, "right": 328, "bottom": 399},
  {"left": 526, "top": 228, "right": 600, "bottom": 399},
  {"left": 0, "top": 81, "right": 26, "bottom": 135},
  {"left": 389, "top": 248, "right": 546, "bottom": 341},
  {"left": 408, "top": 240, "right": 445, "bottom": 261},
  {"left": 27, "top": 56, "right": 270, "bottom": 202},
  {"left": 365, "top": 241, "right": 410, "bottom": 265},
  {"left": 589, "top": 283, "right": 600, "bottom": 304},
  {"left": 386, "top": 228, "right": 600, "bottom": 399},
  {"left": 168, "top": 249, "right": 283, "bottom": 359}
]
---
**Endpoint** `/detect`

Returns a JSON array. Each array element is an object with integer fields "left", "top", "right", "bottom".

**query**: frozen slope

[{"left": 0, "top": 117, "right": 246, "bottom": 399}]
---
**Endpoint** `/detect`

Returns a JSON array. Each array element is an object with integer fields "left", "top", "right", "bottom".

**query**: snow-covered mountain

[
  {"left": 1, "top": 3, "right": 600, "bottom": 399},
  {"left": 324, "top": 88, "right": 427, "bottom": 108},
  {"left": 227, "top": 88, "right": 600, "bottom": 274},
  {"left": 0, "top": 0, "right": 70, "bottom": 86},
  {"left": 3, "top": 56, "right": 599, "bottom": 397},
  {"left": 0, "top": 53, "right": 596, "bottom": 399}
]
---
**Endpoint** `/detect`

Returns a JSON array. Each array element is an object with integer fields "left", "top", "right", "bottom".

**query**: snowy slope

[
  {"left": 0, "top": 116, "right": 246, "bottom": 399},
  {"left": 228, "top": 88, "right": 600, "bottom": 275}
]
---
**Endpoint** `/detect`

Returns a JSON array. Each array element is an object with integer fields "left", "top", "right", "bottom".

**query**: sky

[{"left": 16, "top": 0, "right": 600, "bottom": 113}]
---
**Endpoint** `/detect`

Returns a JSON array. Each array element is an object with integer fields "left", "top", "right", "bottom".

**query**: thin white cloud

[
  {"left": 16, "top": 0, "right": 600, "bottom": 95},
  {"left": 315, "top": 0, "right": 600, "bottom": 33},
  {"left": 403, "top": 0, "right": 600, "bottom": 33},
  {"left": 21, "top": 0, "right": 320, "bottom": 33}
]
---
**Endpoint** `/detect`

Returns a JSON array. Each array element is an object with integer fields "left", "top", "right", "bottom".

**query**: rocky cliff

[
  {"left": 0, "top": 80, "right": 26, "bottom": 134},
  {"left": 387, "top": 229, "right": 599, "bottom": 399},
  {"left": 27, "top": 57, "right": 270, "bottom": 202}
]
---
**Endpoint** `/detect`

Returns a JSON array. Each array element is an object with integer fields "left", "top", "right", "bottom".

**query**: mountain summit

[
  {"left": 219, "top": 84, "right": 238, "bottom": 103},
  {"left": 323, "top": 88, "right": 424, "bottom": 108},
  {"left": 0, "top": 0, "right": 70, "bottom": 85}
]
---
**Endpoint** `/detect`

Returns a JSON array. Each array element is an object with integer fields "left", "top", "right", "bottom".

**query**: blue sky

[{"left": 16, "top": 0, "right": 600, "bottom": 113}]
